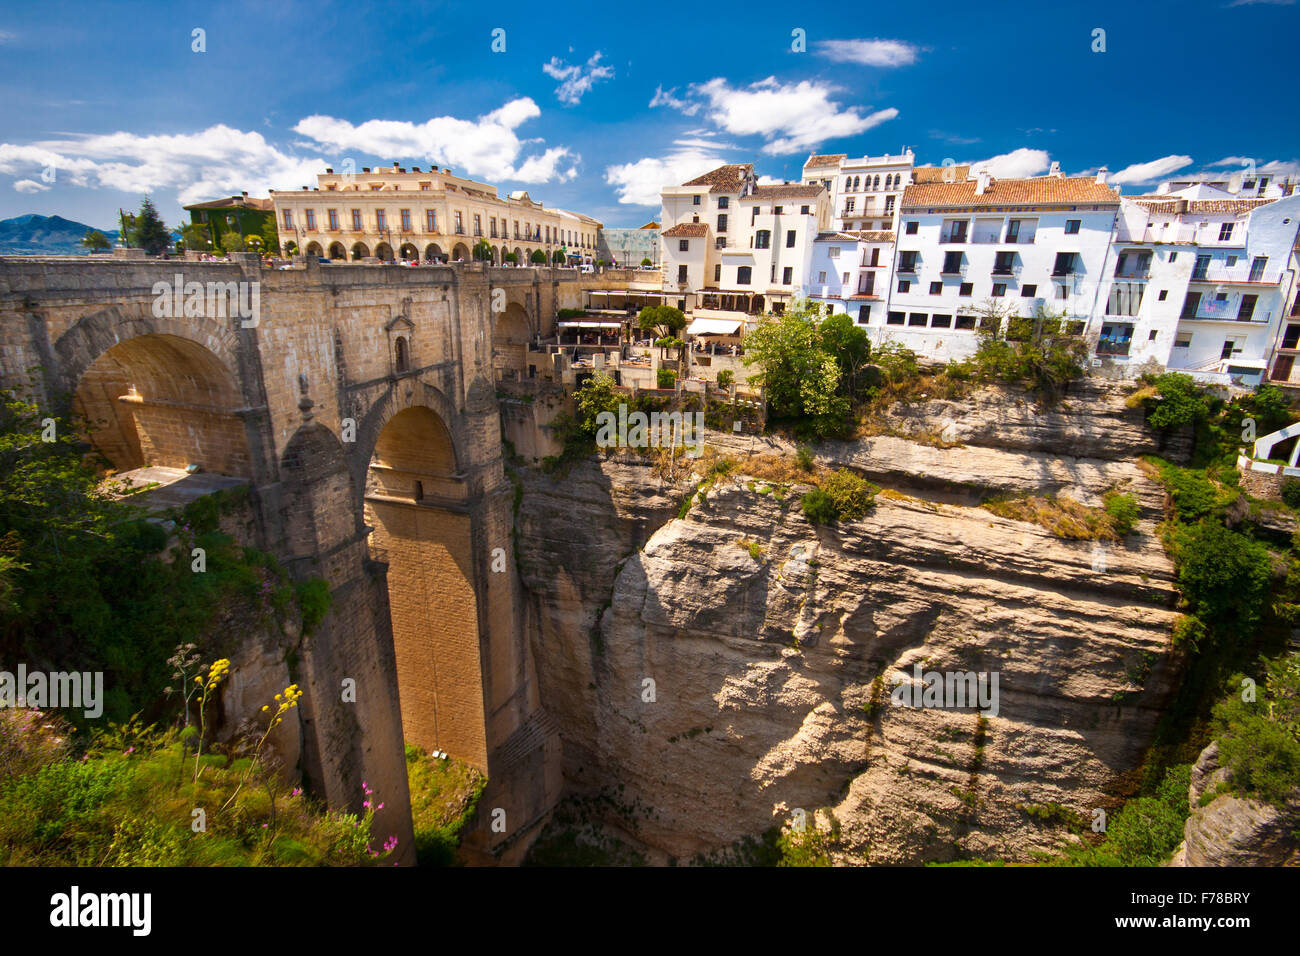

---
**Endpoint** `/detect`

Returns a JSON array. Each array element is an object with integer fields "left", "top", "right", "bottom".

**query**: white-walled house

[
  {"left": 806, "top": 230, "right": 895, "bottom": 325},
  {"left": 660, "top": 164, "right": 830, "bottom": 324},
  {"left": 1091, "top": 187, "right": 1300, "bottom": 386},
  {"left": 802, "top": 151, "right": 914, "bottom": 233},
  {"left": 878, "top": 169, "right": 1121, "bottom": 362}
]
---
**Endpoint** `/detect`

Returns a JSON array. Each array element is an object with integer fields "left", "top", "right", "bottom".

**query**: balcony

[
  {"left": 1181, "top": 309, "right": 1272, "bottom": 325},
  {"left": 1113, "top": 269, "right": 1151, "bottom": 280},
  {"left": 940, "top": 264, "right": 967, "bottom": 277},
  {"left": 939, "top": 232, "right": 969, "bottom": 244},
  {"left": 1188, "top": 265, "right": 1280, "bottom": 286},
  {"left": 1096, "top": 339, "right": 1132, "bottom": 357},
  {"left": 1002, "top": 234, "right": 1035, "bottom": 245},
  {"left": 991, "top": 263, "right": 1021, "bottom": 277},
  {"left": 971, "top": 234, "right": 1002, "bottom": 244}
]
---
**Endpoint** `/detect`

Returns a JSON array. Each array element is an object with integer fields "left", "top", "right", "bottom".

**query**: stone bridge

[{"left": 0, "top": 253, "right": 583, "bottom": 862}]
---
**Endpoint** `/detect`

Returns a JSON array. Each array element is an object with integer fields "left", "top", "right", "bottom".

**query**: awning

[
  {"left": 686, "top": 318, "right": 744, "bottom": 336},
  {"left": 1227, "top": 360, "right": 1267, "bottom": 370},
  {"left": 557, "top": 320, "right": 623, "bottom": 329}
]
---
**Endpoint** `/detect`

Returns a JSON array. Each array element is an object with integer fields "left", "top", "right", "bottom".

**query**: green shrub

[
  {"left": 1282, "top": 478, "right": 1300, "bottom": 510},
  {"left": 716, "top": 370, "right": 733, "bottom": 389},
  {"left": 800, "top": 488, "right": 838, "bottom": 524},
  {"left": 1212, "top": 656, "right": 1300, "bottom": 806},
  {"left": 1103, "top": 491, "right": 1140, "bottom": 536},
  {"left": 1146, "top": 373, "right": 1210, "bottom": 431},
  {"left": 657, "top": 368, "right": 677, "bottom": 389},
  {"left": 295, "top": 578, "right": 333, "bottom": 636},
  {"left": 820, "top": 469, "right": 876, "bottom": 521},
  {"left": 1174, "top": 520, "right": 1272, "bottom": 634},
  {"left": 795, "top": 445, "right": 815, "bottom": 472},
  {"left": 1171, "top": 614, "right": 1208, "bottom": 650}
]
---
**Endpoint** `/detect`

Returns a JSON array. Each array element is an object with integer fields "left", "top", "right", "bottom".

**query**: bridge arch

[
  {"left": 360, "top": 389, "right": 487, "bottom": 769},
  {"left": 492, "top": 301, "right": 532, "bottom": 379}
]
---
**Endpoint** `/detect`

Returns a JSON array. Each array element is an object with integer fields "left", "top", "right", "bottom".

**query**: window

[
  {"left": 715, "top": 237, "right": 726, "bottom": 249},
  {"left": 1064, "top": 219, "right": 1081, "bottom": 234},
  {"left": 1056, "top": 285, "right": 1068, "bottom": 299},
  {"left": 959, "top": 282, "right": 973, "bottom": 296},
  {"left": 1021, "top": 284, "right": 1037, "bottom": 297},
  {"left": 399, "top": 209, "right": 410, "bottom": 231},
  {"left": 472, "top": 215, "right": 481, "bottom": 236},
  {"left": 755, "top": 230, "right": 771, "bottom": 249},
  {"left": 898, "top": 279, "right": 911, "bottom": 292},
  {"left": 801, "top": 205, "right": 810, "bottom": 215},
  {"left": 677, "top": 264, "right": 688, "bottom": 282},
  {"left": 454, "top": 211, "right": 463, "bottom": 233},
  {"left": 1005, "top": 220, "right": 1021, "bottom": 243},
  {"left": 867, "top": 247, "right": 880, "bottom": 266},
  {"left": 992, "top": 283, "right": 1007, "bottom": 297},
  {"left": 718, "top": 196, "right": 729, "bottom": 209},
  {"left": 930, "top": 281, "right": 943, "bottom": 294},
  {"left": 426, "top": 210, "right": 437, "bottom": 232},
  {"left": 842, "top": 272, "right": 849, "bottom": 284},
  {"left": 1239, "top": 294, "right": 1258, "bottom": 321},
  {"left": 941, "top": 219, "right": 969, "bottom": 243},
  {"left": 714, "top": 264, "right": 721, "bottom": 282},
  {"left": 771, "top": 264, "right": 777, "bottom": 283},
  {"left": 678, "top": 239, "right": 689, "bottom": 251},
  {"left": 775, "top": 206, "right": 784, "bottom": 215},
  {"left": 783, "top": 267, "right": 793, "bottom": 284},
  {"left": 884, "top": 196, "right": 894, "bottom": 213},
  {"left": 395, "top": 337, "right": 409, "bottom": 373},
  {"left": 1250, "top": 256, "right": 1268, "bottom": 282},
  {"left": 305, "top": 209, "right": 316, "bottom": 230},
  {"left": 491, "top": 218, "right": 498, "bottom": 238},
  {"left": 376, "top": 209, "right": 386, "bottom": 230},
  {"left": 693, "top": 195, "right": 701, "bottom": 205},
  {"left": 942, "top": 251, "right": 963, "bottom": 274},
  {"left": 717, "top": 214, "right": 728, "bottom": 233},
  {"left": 1168, "top": 252, "right": 1177, "bottom": 263},
  {"left": 1226, "top": 255, "right": 1238, "bottom": 267},
  {"left": 955, "top": 314, "right": 976, "bottom": 330},
  {"left": 931, "top": 314, "right": 952, "bottom": 328},
  {"left": 908, "top": 312, "right": 928, "bottom": 326},
  {"left": 857, "top": 305, "right": 871, "bottom": 324},
  {"left": 786, "top": 230, "right": 796, "bottom": 247},
  {"left": 1181, "top": 292, "right": 1202, "bottom": 318},
  {"left": 818, "top": 272, "right": 826, "bottom": 283},
  {"left": 282, "top": 210, "right": 294, "bottom": 228},
  {"left": 1174, "top": 335, "right": 1192, "bottom": 348},
  {"left": 898, "top": 251, "right": 918, "bottom": 272},
  {"left": 1193, "top": 254, "right": 1210, "bottom": 279},
  {"left": 1218, "top": 222, "right": 1234, "bottom": 242},
  {"left": 887, "top": 311, "right": 905, "bottom": 325},
  {"left": 752, "top": 207, "right": 761, "bottom": 222},
  {"left": 328, "top": 209, "right": 339, "bottom": 230},
  {"left": 737, "top": 266, "right": 752, "bottom": 285},
  {"left": 993, "top": 251, "right": 1015, "bottom": 275},
  {"left": 1222, "top": 338, "right": 1241, "bottom": 360},
  {"left": 1149, "top": 329, "right": 1158, "bottom": 341},
  {"left": 845, "top": 198, "right": 856, "bottom": 214},
  {"left": 1052, "top": 252, "right": 1077, "bottom": 275},
  {"left": 1158, "top": 290, "right": 1167, "bottom": 301},
  {"left": 1284, "top": 325, "right": 1300, "bottom": 349},
  {"left": 905, "top": 221, "right": 918, "bottom": 235}
]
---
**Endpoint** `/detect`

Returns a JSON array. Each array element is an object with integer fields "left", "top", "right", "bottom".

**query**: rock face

[
  {"left": 1174, "top": 742, "right": 1300, "bottom": 867},
  {"left": 516, "top": 380, "right": 1185, "bottom": 863}
]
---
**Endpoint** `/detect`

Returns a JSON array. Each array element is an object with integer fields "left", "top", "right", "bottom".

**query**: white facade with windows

[
  {"left": 802, "top": 151, "right": 914, "bottom": 233},
  {"left": 806, "top": 231, "right": 895, "bottom": 328},
  {"left": 879, "top": 169, "right": 1121, "bottom": 362},
  {"left": 660, "top": 164, "right": 829, "bottom": 319},
  {"left": 1091, "top": 188, "right": 1300, "bottom": 386}
]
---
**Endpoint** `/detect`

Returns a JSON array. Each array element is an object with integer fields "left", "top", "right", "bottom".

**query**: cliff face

[{"left": 517, "top": 380, "right": 1185, "bottom": 863}]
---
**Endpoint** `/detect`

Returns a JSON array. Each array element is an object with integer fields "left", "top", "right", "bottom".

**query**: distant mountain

[{"left": 0, "top": 214, "right": 123, "bottom": 255}]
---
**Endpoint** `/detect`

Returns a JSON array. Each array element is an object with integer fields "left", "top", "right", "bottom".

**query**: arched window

[
  {"left": 885, "top": 174, "right": 893, "bottom": 189},
  {"left": 852, "top": 176, "right": 860, "bottom": 191},
  {"left": 873, "top": 175, "right": 880, "bottom": 189},
  {"left": 395, "top": 336, "right": 409, "bottom": 373}
]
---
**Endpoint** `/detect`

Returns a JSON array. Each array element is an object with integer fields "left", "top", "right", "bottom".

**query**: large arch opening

[
  {"left": 328, "top": 242, "right": 346, "bottom": 260},
  {"left": 450, "top": 242, "right": 469, "bottom": 262},
  {"left": 351, "top": 242, "right": 370, "bottom": 261},
  {"left": 492, "top": 302, "right": 531, "bottom": 380},
  {"left": 364, "top": 405, "right": 486, "bottom": 769},
  {"left": 305, "top": 241, "right": 324, "bottom": 257},
  {"left": 375, "top": 242, "right": 395, "bottom": 263},
  {"left": 424, "top": 243, "right": 443, "bottom": 262},
  {"left": 71, "top": 332, "right": 252, "bottom": 479}
]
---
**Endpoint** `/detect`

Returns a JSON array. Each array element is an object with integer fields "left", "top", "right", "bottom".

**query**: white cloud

[
  {"left": 1208, "top": 155, "right": 1256, "bottom": 167},
  {"left": 292, "top": 98, "right": 577, "bottom": 183},
  {"left": 676, "top": 76, "right": 897, "bottom": 155},
  {"left": 815, "top": 38, "right": 920, "bottom": 67},
  {"left": 649, "top": 85, "right": 699, "bottom": 115},
  {"left": 0, "top": 126, "right": 325, "bottom": 206},
  {"left": 968, "top": 147, "right": 1052, "bottom": 179},
  {"left": 1227, "top": 0, "right": 1294, "bottom": 6},
  {"left": 13, "top": 179, "right": 48, "bottom": 193},
  {"left": 605, "top": 142, "right": 730, "bottom": 206},
  {"left": 1107, "top": 154, "right": 1194, "bottom": 185},
  {"left": 542, "top": 51, "right": 614, "bottom": 105}
]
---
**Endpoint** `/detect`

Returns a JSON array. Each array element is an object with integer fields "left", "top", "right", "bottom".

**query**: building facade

[
  {"left": 660, "top": 164, "right": 830, "bottom": 318},
  {"left": 801, "top": 150, "right": 914, "bottom": 233},
  {"left": 184, "top": 193, "right": 275, "bottom": 254},
  {"left": 806, "top": 230, "right": 895, "bottom": 325},
  {"left": 270, "top": 164, "right": 602, "bottom": 264}
]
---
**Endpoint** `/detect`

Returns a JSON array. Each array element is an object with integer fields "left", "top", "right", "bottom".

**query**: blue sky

[{"left": 0, "top": 0, "right": 1296, "bottom": 230}]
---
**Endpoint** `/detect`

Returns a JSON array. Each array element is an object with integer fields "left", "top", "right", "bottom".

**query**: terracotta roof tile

[
  {"left": 1132, "top": 197, "right": 1275, "bottom": 215},
  {"left": 682, "top": 164, "right": 752, "bottom": 192},
  {"left": 902, "top": 176, "right": 1120, "bottom": 208},
  {"left": 912, "top": 165, "right": 970, "bottom": 184},
  {"left": 805, "top": 154, "right": 847, "bottom": 168},
  {"left": 662, "top": 222, "right": 709, "bottom": 237},
  {"left": 750, "top": 183, "right": 824, "bottom": 199}
]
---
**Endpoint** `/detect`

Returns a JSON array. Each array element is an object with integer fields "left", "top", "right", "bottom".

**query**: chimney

[
  {"left": 1096, "top": 166, "right": 1109, "bottom": 185},
  {"left": 975, "top": 170, "right": 991, "bottom": 195},
  {"left": 325, "top": 167, "right": 334, "bottom": 174},
  {"left": 412, "top": 166, "right": 421, "bottom": 172},
  {"left": 1049, "top": 161, "right": 1061, "bottom": 178},
  {"left": 241, "top": 190, "right": 248, "bottom": 196},
  {"left": 362, "top": 167, "right": 370, "bottom": 173}
]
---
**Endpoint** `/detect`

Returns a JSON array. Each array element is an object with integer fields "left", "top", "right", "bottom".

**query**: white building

[
  {"left": 801, "top": 151, "right": 914, "bottom": 233},
  {"left": 806, "top": 230, "right": 895, "bottom": 326},
  {"left": 1092, "top": 186, "right": 1300, "bottom": 386},
  {"left": 879, "top": 167, "right": 1121, "bottom": 362},
  {"left": 1154, "top": 171, "right": 1300, "bottom": 200},
  {"left": 660, "top": 164, "right": 830, "bottom": 323}
]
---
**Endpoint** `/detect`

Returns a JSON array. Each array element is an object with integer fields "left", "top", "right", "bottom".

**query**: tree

[
  {"left": 1174, "top": 520, "right": 1272, "bottom": 635},
  {"left": 260, "top": 217, "right": 281, "bottom": 256},
  {"left": 818, "top": 313, "right": 871, "bottom": 398},
  {"left": 503, "top": 251, "right": 518, "bottom": 264},
  {"left": 529, "top": 249, "right": 547, "bottom": 264},
  {"left": 742, "top": 302, "right": 847, "bottom": 437},
  {"left": 131, "top": 196, "right": 171, "bottom": 256},
  {"left": 81, "top": 230, "right": 111, "bottom": 252},
  {"left": 178, "top": 223, "right": 211, "bottom": 252},
  {"left": 641, "top": 257, "right": 652, "bottom": 267},
  {"left": 1146, "top": 373, "right": 1210, "bottom": 431},
  {"left": 472, "top": 239, "right": 493, "bottom": 262},
  {"left": 971, "top": 302, "right": 1086, "bottom": 396},
  {"left": 551, "top": 249, "right": 565, "bottom": 264},
  {"left": 637, "top": 305, "right": 688, "bottom": 368}
]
